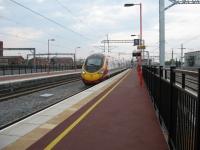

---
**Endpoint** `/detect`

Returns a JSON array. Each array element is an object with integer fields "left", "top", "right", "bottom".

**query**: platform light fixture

[
  {"left": 124, "top": 3, "right": 144, "bottom": 61},
  {"left": 124, "top": 3, "right": 142, "bottom": 46},
  {"left": 124, "top": 4, "right": 135, "bottom": 7}
]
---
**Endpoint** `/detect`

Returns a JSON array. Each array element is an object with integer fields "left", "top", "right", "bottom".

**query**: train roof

[
  {"left": 87, "top": 53, "right": 117, "bottom": 58},
  {"left": 87, "top": 53, "right": 125, "bottom": 60},
  {"left": 88, "top": 53, "right": 105, "bottom": 57}
]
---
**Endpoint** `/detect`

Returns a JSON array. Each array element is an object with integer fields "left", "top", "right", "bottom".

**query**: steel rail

[
  {"left": 0, "top": 76, "right": 81, "bottom": 102},
  {"left": 0, "top": 70, "right": 127, "bottom": 130},
  {"left": 0, "top": 80, "right": 87, "bottom": 130}
]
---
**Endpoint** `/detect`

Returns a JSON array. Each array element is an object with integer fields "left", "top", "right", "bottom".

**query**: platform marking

[
  {"left": 44, "top": 71, "right": 130, "bottom": 150},
  {"left": 40, "top": 93, "right": 54, "bottom": 97}
]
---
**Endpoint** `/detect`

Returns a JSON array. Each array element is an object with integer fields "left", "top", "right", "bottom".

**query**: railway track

[
  {"left": 165, "top": 71, "right": 198, "bottom": 93},
  {"left": 0, "top": 70, "right": 126, "bottom": 130},
  {"left": 0, "top": 78, "right": 88, "bottom": 130},
  {"left": 0, "top": 76, "right": 81, "bottom": 102}
]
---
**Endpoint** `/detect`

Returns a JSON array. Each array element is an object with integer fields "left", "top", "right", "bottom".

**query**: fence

[
  {"left": 0, "top": 64, "right": 82, "bottom": 76},
  {"left": 142, "top": 66, "right": 200, "bottom": 150}
]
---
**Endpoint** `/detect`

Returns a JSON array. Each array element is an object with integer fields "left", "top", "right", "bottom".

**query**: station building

[
  {"left": 0, "top": 41, "right": 26, "bottom": 65},
  {"left": 0, "top": 41, "right": 74, "bottom": 66},
  {"left": 29, "top": 57, "right": 74, "bottom": 66},
  {"left": 51, "top": 57, "right": 73, "bottom": 66},
  {"left": 0, "top": 56, "right": 25, "bottom": 65},
  {"left": 184, "top": 51, "right": 200, "bottom": 67}
]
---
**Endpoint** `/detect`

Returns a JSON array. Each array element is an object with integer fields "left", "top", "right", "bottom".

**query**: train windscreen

[{"left": 84, "top": 55, "right": 104, "bottom": 73}]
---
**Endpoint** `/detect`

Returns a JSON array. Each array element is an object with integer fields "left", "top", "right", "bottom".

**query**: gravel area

[{"left": 0, "top": 80, "right": 89, "bottom": 128}]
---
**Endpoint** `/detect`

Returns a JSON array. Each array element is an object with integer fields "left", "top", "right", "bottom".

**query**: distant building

[
  {"left": 76, "top": 59, "right": 85, "bottom": 66},
  {"left": 0, "top": 57, "right": 8, "bottom": 65},
  {"left": 0, "top": 56, "right": 25, "bottom": 65},
  {"left": 184, "top": 51, "right": 200, "bottom": 67},
  {"left": 29, "top": 57, "right": 74, "bottom": 66},
  {"left": 29, "top": 57, "right": 48, "bottom": 66},
  {"left": 0, "top": 41, "right": 25, "bottom": 65},
  {"left": 51, "top": 57, "right": 73, "bottom": 66}
]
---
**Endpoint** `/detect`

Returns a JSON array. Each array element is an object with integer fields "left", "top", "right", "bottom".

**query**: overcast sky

[{"left": 0, "top": 0, "right": 200, "bottom": 61}]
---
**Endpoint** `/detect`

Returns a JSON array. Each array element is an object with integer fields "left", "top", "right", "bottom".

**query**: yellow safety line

[{"left": 44, "top": 71, "right": 130, "bottom": 150}]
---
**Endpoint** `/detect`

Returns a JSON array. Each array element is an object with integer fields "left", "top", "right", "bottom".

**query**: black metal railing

[
  {"left": 142, "top": 65, "right": 200, "bottom": 150},
  {"left": 0, "top": 64, "right": 82, "bottom": 76}
]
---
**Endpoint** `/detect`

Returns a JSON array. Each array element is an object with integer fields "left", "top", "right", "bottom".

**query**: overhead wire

[
  {"left": 0, "top": 32, "right": 73, "bottom": 50},
  {"left": 8, "top": 0, "right": 92, "bottom": 41},
  {"left": 55, "top": 0, "right": 80, "bottom": 21},
  {"left": 182, "top": 34, "right": 200, "bottom": 44},
  {"left": 0, "top": 16, "right": 21, "bottom": 25},
  {"left": 54, "top": 0, "right": 105, "bottom": 39},
  {"left": 0, "top": 15, "right": 81, "bottom": 46}
]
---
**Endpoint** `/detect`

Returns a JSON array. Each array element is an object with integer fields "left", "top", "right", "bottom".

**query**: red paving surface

[
  {"left": 28, "top": 70, "right": 169, "bottom": 150},
  {"left": 0, "top": 70, "right": 79, "bottom": 82}
]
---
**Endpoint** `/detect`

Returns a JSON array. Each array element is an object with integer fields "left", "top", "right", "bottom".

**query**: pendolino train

[{"left": 81, "top": 53, "right": 128, "bottom": 85}]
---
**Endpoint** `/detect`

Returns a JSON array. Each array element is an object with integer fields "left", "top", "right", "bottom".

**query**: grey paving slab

[
  {"left": 23, "top": 115, "right": 53, "bottom": 125},
  {"left": 0, "top": 134, "right": 18, "bottom": 149},
  {"left": 39, "top": 108, "right": 67, "bottom": 116},
  {"left": 0, "top": 123, "right": 39, "bottom": 136}
]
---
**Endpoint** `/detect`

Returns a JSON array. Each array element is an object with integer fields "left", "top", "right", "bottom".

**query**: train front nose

[
  {"left": 81, "top": 71, "right": 103, "bottom": 83},
  {"left": 81, "top": 54, "right": 105, "bottom": 84}
]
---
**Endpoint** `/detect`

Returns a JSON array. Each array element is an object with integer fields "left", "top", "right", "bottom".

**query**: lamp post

[
  {"left": 74, "top": 46, "right": 80, "bottom": 71},
  {"left": 131, "top": 34, "right": 140, "bottom": 39},
  {"left": 47, "top": 38, "right": 55, "bottom": 73},
  {"left": 125, "top": 3, "right": 145, "bottom": 62},
  {"left": 124, "top": 3, "right": 142, "bottom": 46},
  {"left": 131, "top": 34, "right": 137, "bottom": 37}
]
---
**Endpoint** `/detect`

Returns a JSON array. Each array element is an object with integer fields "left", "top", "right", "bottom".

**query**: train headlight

[{"left": 82, "top": 70, "right": 86, "bottom": 74}]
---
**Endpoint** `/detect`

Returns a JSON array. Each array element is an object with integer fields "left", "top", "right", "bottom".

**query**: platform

[
  {"left": 0, "top": 70, "right": 81, "bottom": 96},
  {"left": 1, "top": 70, "right": 169, "bottom": 150},
  {"left": 0, "top": 69, "right": 81, "bottom": 83}
]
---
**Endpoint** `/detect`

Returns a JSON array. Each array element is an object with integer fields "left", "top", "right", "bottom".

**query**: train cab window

[
  {"left": 85, "top": 55, "right": 104, "bottom": 73},
  {"left": 86, "top": 58, "right": 102, "bottom": 66}
]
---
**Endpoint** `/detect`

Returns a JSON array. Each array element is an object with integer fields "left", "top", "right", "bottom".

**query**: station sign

[
  {"left": 137, "top": 45, "right": 146, "bottom": 49},
  {"left": 132, "top": 52, "right": 141, "bottom": 57},
  {"left": 134, "top": 39, "right": 140, "bottom": 46}
]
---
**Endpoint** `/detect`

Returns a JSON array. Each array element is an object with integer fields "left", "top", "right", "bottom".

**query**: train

[{"left": 81, "top": 53, "right": 129, "bottom": 85}]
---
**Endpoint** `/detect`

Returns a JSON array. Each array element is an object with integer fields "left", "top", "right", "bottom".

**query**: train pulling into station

[{"left": 81, "top": 53, "right": 130, "bottom": 85}]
